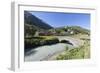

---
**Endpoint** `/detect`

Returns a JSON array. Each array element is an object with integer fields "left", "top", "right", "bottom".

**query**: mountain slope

[{"left": 24, "top": 11, "right": 53, "bottom": 30}]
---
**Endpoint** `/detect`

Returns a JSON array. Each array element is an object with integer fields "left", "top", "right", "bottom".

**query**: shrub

[
  {"left": 25, "top": 39, "right": 41, "bottom": 50},
  {"left": 44, "top": 38, "right": 59, "bottom": 45},
  {"left": 25, "top": 37, "right": 59, "bottom": 50},
  {"left": 24, "top": 24, "right": 37, "bottom": 37}
]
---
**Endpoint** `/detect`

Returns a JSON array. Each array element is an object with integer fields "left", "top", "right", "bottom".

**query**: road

[{"left": 25, "top": 36, "right": 83, "bottom": 61}]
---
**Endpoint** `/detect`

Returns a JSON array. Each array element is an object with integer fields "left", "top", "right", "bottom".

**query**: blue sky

[{"left": 29, "top": 11, "right": 90, "bottom": 29}]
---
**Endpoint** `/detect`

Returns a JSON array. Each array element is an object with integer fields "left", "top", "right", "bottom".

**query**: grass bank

[{"left": 56, "top": 39, "right": 90, "bottom": 60}]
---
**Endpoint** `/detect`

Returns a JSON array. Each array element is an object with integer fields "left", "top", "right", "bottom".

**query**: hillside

[
  {"left": 24, "top": 11, "right": 53, "bottom": 37},
  {"left": 53, "top": 26, "right": 90, "bottom": 35},
  {"left": 24, "top": 11, "right": 53, "bottom": 30},
  {"left": 24, "top": 11, "right": 90, "bottom": 37}
]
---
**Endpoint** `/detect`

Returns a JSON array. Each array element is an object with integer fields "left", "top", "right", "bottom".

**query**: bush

[
  {"left": 44, "top": 38, "right": 59, "bottom": 45},
  {"left": 25, "top": 37, "right": 59, "bottom": 50},
  {"left": 25, "top": 39, "right": 41, "bottom": 50}
]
